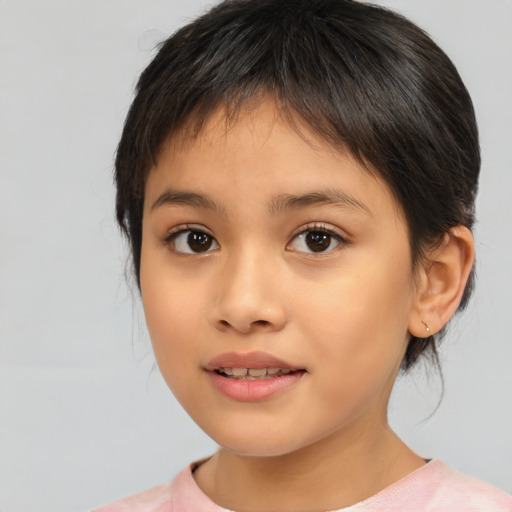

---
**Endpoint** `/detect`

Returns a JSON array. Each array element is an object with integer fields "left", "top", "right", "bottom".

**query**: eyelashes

[
  {"left": 164, "top": 224, "right": 219, "bottom": 254},
  {"left": 164, "top": 223, "right": 349, "bottom": 255},
  {"left": 287, "top": 223, "right": 349, "bottom": 254}
]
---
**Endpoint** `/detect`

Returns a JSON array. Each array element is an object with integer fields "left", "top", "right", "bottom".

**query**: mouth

[
  {"left": 214, "top": 367, "right": 301, "bottom": 380},
  {"left": 205, "top": 352, "right": 305, "bottom": 401},
  {"left": 205, "top": 351, "right": 306, "bottom": 380}
]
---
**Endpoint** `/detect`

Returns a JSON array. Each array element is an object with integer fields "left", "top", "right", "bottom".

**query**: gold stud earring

[{"left": 421, "top": 320, "right": 431, "bottom": 333}]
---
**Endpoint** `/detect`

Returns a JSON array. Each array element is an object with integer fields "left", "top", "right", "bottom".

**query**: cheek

[
  {"left": 142, "top": 288, "right": 205, "bottom": 406},
  {"left": 140, "top": 254, "right": 204, "bottom": 382},
  {"left": 294, "top": 259, "right": 413, "bottom": 369},
  {"left": 292, "top": 273, "right": 412, "bottom": 426}
]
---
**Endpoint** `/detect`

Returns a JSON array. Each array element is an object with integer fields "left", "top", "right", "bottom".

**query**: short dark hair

[{"left": 115, "top": 0, "right": 479, "bottom": 371}]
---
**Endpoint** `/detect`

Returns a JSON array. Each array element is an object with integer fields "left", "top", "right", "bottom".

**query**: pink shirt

[{"left": 91, "top": 459, "right": 512, "bottom": 511}]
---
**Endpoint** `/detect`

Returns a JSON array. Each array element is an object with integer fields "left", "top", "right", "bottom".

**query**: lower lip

[{"left": 208, "top": 371, "right": 305, "bottom": 402}]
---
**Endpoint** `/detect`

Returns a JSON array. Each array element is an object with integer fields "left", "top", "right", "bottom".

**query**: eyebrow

[
  {"left": 150, "top": 188, "right": 371, "bottom": 217},
  {"left": 150, "top": 190, "right": 225, "bottom": 214},
  {"left": 268, "top": 190, "right": 372, "bottom": 216}
]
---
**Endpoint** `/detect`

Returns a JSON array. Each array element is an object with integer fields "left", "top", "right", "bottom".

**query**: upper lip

[{"left": 205, "top": 351, "right": 302, "bottom": 371}]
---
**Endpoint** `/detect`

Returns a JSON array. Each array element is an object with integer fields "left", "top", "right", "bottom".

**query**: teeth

[
  {"left": 248, "top": 368, "right": 267, "bottom": 377},
  {"left": 218, "top": 367, "right": 297, "bottom": 379}
]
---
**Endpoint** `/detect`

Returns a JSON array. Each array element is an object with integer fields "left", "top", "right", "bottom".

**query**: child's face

[{"left": 140, "top": 100, "right": 418, "bottom": 457}]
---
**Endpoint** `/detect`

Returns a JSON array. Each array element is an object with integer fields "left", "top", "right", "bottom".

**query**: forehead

[{"left": 144, "top": 100, "right": 403, "bottom": 222}]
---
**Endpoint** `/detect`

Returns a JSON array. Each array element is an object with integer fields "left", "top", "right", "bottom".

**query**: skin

[{"left": 139, "top": 100, "right": 472, "bottom": 511}]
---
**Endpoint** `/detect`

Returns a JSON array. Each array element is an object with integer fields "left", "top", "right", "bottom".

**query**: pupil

[
  {"left": 306, "top": 231, "right": 330, "bottom": 252},
  {"left": 187, "top": 232, "right": 212, "bottom": 252}
]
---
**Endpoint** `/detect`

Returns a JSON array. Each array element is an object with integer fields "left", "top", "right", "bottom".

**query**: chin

[{"left": 207, "top": 428, "right": 311, "bottom": 458}]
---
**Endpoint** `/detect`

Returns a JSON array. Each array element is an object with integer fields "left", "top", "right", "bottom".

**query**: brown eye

[
  {"left": 187, "top": 231, "right": 213, "bottom": 252},
  {"left": 287, "top": 227, "right": 344, "bottom": 254},
  {"left": 305, "top": 231, "right": 331, "bottom": 252},
  {"left": 170, "top": 230, "right": 220, "bottom": 254}
]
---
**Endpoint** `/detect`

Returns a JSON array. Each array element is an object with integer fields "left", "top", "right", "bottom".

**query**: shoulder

[
  {"left": 90, "top": 462, "right": 229, "bottom": 512},
  {"left": 89, "top": 480, "right": 173, "bottom": 512},
  {"left": 429, "top": 461, "right": 512, "bottom": 511},
  {"left": 360, "top": 459, "right": 512, "bottom": 512}
]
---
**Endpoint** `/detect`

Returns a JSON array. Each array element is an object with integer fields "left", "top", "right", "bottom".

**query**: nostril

[{"left": 216, "top": 318, "right": 270, "bottom": 332}]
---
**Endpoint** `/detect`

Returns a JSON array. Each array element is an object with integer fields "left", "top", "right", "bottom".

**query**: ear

[{"left": 408, "top": 226, "right": 475, "bottom": 337}]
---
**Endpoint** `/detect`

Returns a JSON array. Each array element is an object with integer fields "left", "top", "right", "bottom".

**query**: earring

[{"left": 421, "top": 320, "right": 431, "bottom": 333}]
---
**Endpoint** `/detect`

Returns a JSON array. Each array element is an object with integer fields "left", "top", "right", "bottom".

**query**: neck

[{"left": 194, "top": 422, "right": 425, "bottom": 512}]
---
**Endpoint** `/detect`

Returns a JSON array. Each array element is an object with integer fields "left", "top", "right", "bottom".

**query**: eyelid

[
  {"left": 163, "top": 223, "right": 214, "bottom": 243},
  {"left": 162, "top": 223, "right": 220, "bottom": 256},
  {"left": 288, "top": 222, "right": 349, "bottom": 243},
  {"left": 287, "top": 222, "right": 351, "bottom": 254}
]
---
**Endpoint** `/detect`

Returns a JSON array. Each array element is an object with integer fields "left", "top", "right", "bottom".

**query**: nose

[{"left": 209, "top": 248, "right": 287, "bottom": 335}]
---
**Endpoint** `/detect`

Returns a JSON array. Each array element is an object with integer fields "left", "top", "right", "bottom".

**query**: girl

[{"left": 93, "top": 0, "right": 512, "bottom": 510}]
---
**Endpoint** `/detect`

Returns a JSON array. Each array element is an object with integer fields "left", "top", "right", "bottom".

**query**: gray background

[{"left": 0, "top": 1, "right": 510, "bottom": 511}]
